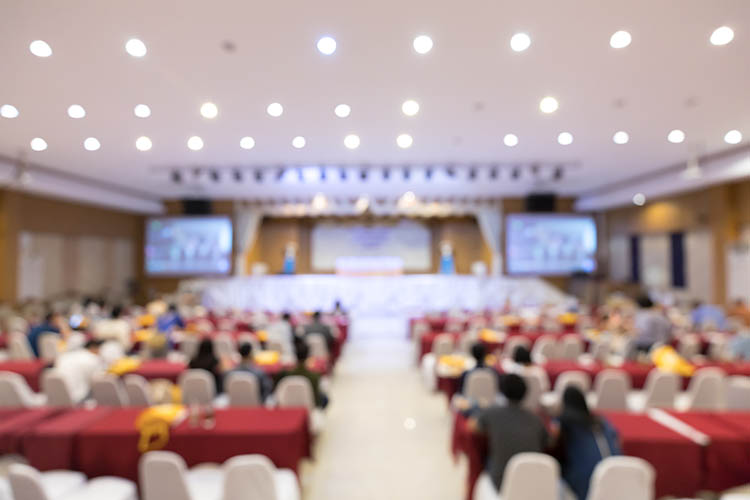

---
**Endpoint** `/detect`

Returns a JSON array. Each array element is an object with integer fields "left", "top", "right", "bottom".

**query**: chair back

[
  {"left": 275, "top": 376, "right": 315, "bottom": 410},
  {"left": 0, "top": 372, "right": 39, "bottom": 408},
  {"left": 305, "top": 334, "right": 329, "bottom": 360},
  {"left": 226, "top": 372, "right": 262, "bottom": 407},
  {"left": 685, "top": 367, "right": 726, "bottom": 410},
  {"left": 678, "top": 334, "right": 701, "bottom": 360},
  {"left": 707, "top": 336, "right": 729, "bottom": 360},
  {"left": 9, "top": 332, "right": 34, "bottom": 360},
  {"left": 643, "top": 370, "right": 679, "bottom": 409},
  {"left": 593, "top": 370, "right": 630, "bottom": 411},
  {"left": 464, "top": 369, "right": 497, "bottom": 407},
  {"left": 223, "top": 455, "right": 278, "bottom": 500},
  {"left": 499, "top": 453, "right": 559, "bottom": 500},
  {"left": 41, "top": 371, "right": 77, "bottom": 407},
  {"left": 213, "top": 334, "right": 237, "bottom": 359},
  {"left": 587, "top": 456, "right": 655, "bottom": 500},
  {"left": 179, "top": 369, "right": 216, "bottom": 405},
  {"left": 459, "top": 335, "right": 478, "bottom": 355},
  {"left": 532, "top": 336, "right": 559, "bottom": 362},
  {"left": 139, "top": 451, "right": 192, "bottom": 500},
  {"left": 37, "top": 334, "right": 61, "bottom": 362},
  {"left": 91, "top": 374, "right": 129, "bottom": 407},
  {"left": 8, "top": 464, "right": 50, "bottom": 500},
  {"left": 559, "top": 335, "right": 583, "bottom": 360},
  {"left": 179, "top": 337, "right": 200, "bottom": 360},
  {"left": 521, "top": 369, "right": 546, "bottom": 412},
  {"left": 726, "top": 376, "right": 750, "bottom": 410},
  {"left": 554, "top": 370, "right": 591, "bottom": 394},
  {"left": 589, "top": 340, "right": 611, "bottom": 362},
  {"left": 432, "top": 334, "right": 455, "bottom": 357},
  {"left": 503, "top": 337, "right": 532, "bottom": 359},
  {"left": 124, "top": 374, "right": 152, "bottom": 406}
]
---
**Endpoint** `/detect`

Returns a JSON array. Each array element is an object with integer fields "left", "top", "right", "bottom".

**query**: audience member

[
  {"left": 189, "top": 338, "right": 229, "bottom": 393},
  {"left": 93, "top": 305, "right": 132, "bottom": 349},
  {"left": 304, "top": 311, "right": 335, "bottom": 353},
  {"left": 457, "top": 342, "right": 500, "bottom": 394},
  {"left": 231, "top": 343, "right": 274, "bottom": 401},
  {"left": 553, "top": 387, "right": 621, "bottom": 500},
  {"left": 157, "top": 304, "right": 185, "bottom": 333},
  {"left": 27, "top": 312, "right": 67, "bottom": 358},
  {"left": 281, "top": 340, "right": 328, "bottom": 408},
  {"left": 512, "top": 345, "right": 533, "bottom": 365},
  {"left": 691, "top": 300, "right": 728, "bottom": 331},
  {"left": 730, "top": 329, "right": 750, "bottom": 361},
  {"left": 632, "top": 295, "right": 672, "bottom": 353},
  {"left": 266, "top": 312, "right": 295, "bottom": 356},
  {"left": 54, "top": 339, "right": 105, "bottom": 402},
  {"left": 728, "top": 299, "right": 750, "bottom": 327}
]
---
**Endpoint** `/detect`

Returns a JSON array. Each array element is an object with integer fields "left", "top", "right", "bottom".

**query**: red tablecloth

[
  {"left": 0, "top": 360, "right": 48, "bottom": 391},
  {"left": 76, "top": 408, "right": 311, "bottom": 482},
  {"left": 132, "top": 360, "right": 186, "bottom": 383},
  {"left": 418, "top": 332, "right": 461, "bottom": 361},
  {"left": 0, "top": 408, "right": 61, "bottom": 454},
  {"left": 23, "top": 408, "right": 114, "bottom": 471},
  {"left": 451, "top": 414, "right": 488, "bottom": 500}
]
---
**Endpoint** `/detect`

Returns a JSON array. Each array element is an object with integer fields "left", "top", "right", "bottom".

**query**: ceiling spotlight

[
  {"left": 67, "top": 104, "right": 86, "bottom": 119},
  {"left": 334, "top": 104, "right": 351, "bottom": 118},
  {"left": 0, "top": 104, "right": 19, "bottom": 118},
  {"left": 344, "top": 134, "right": 360, "bottom": 150},
  {"left": 267, "top": 102, "right": 283, "bottom": 117},
  {"left": 233, "top": 169, "right": 243, "bottom": 182},
  {"left": 30, "top": 137, "right": 48, "bottom": 152},
  {"left": 503, "top": 134, "right": 519, "bottom": 147},
  {"left": 610, "top": 30, "right": 632, "bottom": 49},
  {"left": 558, "top": 132, "right": 574, "bottom": 145},
  {"left": 724, "top": 129, "right": 743, "bottom": 145},
  {"left": 413, "top": 35, "right": 433, "bottom": 54},
  {"left": 240, "top": 136, "right": 255, "bottom": 150},
  {"left": 125, "top": 38, "right": 147, "bottom": 57},
  {"left": 317, "top": 36, "right": 337, "bottom": 55},
  {"left": 632, "top": 193, "right": 646, "bottom": 206},
  {"left": 355, "top": 196, "right": 369, "bottom": 213},
  {"left": 613, "top": 131, "right": 629, "bottom": 144},
  {"left": 134, "top": 104, "right": 151, "bottom": 118},
  {"left": 210, "top": 170, "right": 220, "bottom": 182},
  {"left": 510, "top": 32, "right": 531, "bottom": 52},
  {"left": 402, "top": 100, "right": 420, "bottom": 116},
  {"left": 539, "top": 96, "right": 559, "bottom": 114},
  {"left": 553, "top": 166, "right": 564, "bottom": 180},
  {"left": 399, "top": 191, "right": 418, "bottom": 208},
  {"left": 187, "top": 136, "right": 204, "bottom": 151},
  {"left": 135, "top": 136, "right": 152, "bottom": 151},
  {"left": 171, "top": 171, "right": 182, "bottom": 184},
  {"left": 292, "top": 136, "right": 306, "bottom": 149},
  {"left": 83, "top": 137, "right": 100, "bottom": 151},
  {"left": 710, "top": 26, "right": 734, "bottom": 46},
  {"left": 254, "top": 170, "right": 263, "bottom": 182},
  {"left": 29, "top": 40, "right": 52, "bottom": 57},
  {"left": 397, "top": 134, "right": 413, "bottom": 149},
  {"left": 667, "top": 129, "right": 686, "bottom": 144},
  {"left": 200, "top": 102, "right": 218, "bottom": 119}
]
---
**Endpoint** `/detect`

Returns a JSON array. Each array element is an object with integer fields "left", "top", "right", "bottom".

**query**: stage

[{"left": 182, "top": 275, "right": 568, "bottom": 316}]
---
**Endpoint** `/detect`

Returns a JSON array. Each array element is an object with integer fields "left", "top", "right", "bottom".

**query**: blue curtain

[
  {"left": 670, "top": 232, "right": 686, "bottom": 288},
  {"left": 630, "top": 235, "right": 640, "bottom": 283}
]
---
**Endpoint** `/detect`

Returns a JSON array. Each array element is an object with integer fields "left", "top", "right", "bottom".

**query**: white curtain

[
  {"left": 475, "top": 207, "right": 503, "bottom": 275},
  {"left": 234, "top": 207, "right": 263, "bottom": 276}
]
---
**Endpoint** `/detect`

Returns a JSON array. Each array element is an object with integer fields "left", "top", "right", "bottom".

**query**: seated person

[
  {"left": 553, "top": 387, "right": 621, "bottom": 500},
  {"left": 690, "top": 300, "right": 727, "bottom": 331},
  {"left": 280, "top": 340, "right": 329, "bottom": 408},
  {"left": 728, "top": 299, "right": 750, "bottom": 327},
  {"left": 54, "top": 339, "right": 105, "bottom": 402},
  {"left": 189, "top": 338, "right": 231, "bottom": 393},
  {"left": 157, "top": 304, "right": 185, "bottom": 333},
  {"left": 303, "top": 311, "right": 335, "bottom": 353},
  {"left": 632, "top": 295, "right": 672, "bottom": 353},
  {"left": 457, "top": 343, "right": 501, "bottom": 394},
  {"left": 27, "top": 312, "right": 68, "bottom": 358},
  {"left": 468, "top": 374, "right": 549, "bottom": 492},
  {"left": 266, "top": 312, "right": 295, "bottom": 356},
  {"left": 93, "top": 305, "right": 132, "bottom": 350},
  {"left": 730, "top": 329, "right": 750, "bottom": 361},
  {"left": 231, "top": 343, "right": 274, "bottom": 401}
]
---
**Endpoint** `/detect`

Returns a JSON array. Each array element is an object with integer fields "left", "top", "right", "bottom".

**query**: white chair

[
  {"left": 41, "top": 371, "right": 78, "bottom": 407},
  {"left": 179, "top": 337, "right": 200, "bottom": 360},
  {"left": 275, "top": 376, "right": 324, "bottom": 434},
  {"left": 532, "top": 336, "right": 559, "bottom": 363},
  {"left": 559, "top": 336, "right": 584, "bottom": 361},
  {"left": 9, "top": 463, "right": 136, "bottom": 500},
  {"left": 213, "top": 334, "right": 237, "bottom": 360},
  {"left": 627, "top": 370, "right": 679, "bottom": 412},
  {"left": 460, "top": 335, "right": 479, "bottom": 355},
  {"left": 675, "top": 367, "right": 726, "bottom": 411},
  {"left": 521, "top": 369, "right": 546, "bottom": 412},
  {"left": 9, "top": 332, "right": 34, "bottom": 361},
  {"left": 677, "top": 334, "right": 701, "bottom": 360},
  {"left": 464, "top": 369, "right": 498, "bottom": 407},
  {"left": 223, "top": 454, "right": 300, "bottom": 500},
  {"left": 123, "top": 374, "right": 152, "bottom": 406},
  {"left": 305, "top": 334, "right": 329, "bottom": 361},
  {"left": 587, "top": 456, "right": 655, "bottom": 500},
  {"left": 139, "top": 450, "right": 222, "bottom": 500},
  {"left": 726, "top": 376, "right": 750, "bottom": 410},
  {"left": 503, "top": 337, "right": 531, "bottom": 359},
  {"left": 0, "top": 372, "right": 46, "bottom": 408},
  {"left": 91, "top": 374, "right": 129, "bottom": 407},
  {"left": 432, "top": 334, "right": 456, "bottom": 357},
  {"left": 589, "top": 340, "right": 611, "bottom": 362},
  {"left": 179, "top": 369, "right": 227, "bottom": 407},
  {"left": 37, "top": 334, "right": 61, "bottom": 362},
  {"left": 473, "top": 452, "right": 560, "bottom": 500},
  {"left": 707, "top": 335, "right": 730, "bottom": 360},
  {"left": 589, "top": 370, "right": 630, "bottom": 411},
  {"left": 541, "top": 371, "right": 591, "bottom": 414},
  {"left": 420, "top": 353, "right": 438, "bottom": 391},
  {"left": 226, "top": 372, "right": 262, "bottom": 407}
]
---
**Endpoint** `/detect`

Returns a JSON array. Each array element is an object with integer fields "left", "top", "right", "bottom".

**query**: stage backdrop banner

[{"left": 310, "top": 220, "right": 431, "bottom": 272}]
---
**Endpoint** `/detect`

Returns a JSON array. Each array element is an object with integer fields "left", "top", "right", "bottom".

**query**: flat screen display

[
  {"left": 506, "top": 214, "right": 597, "bottom": 275},
  {"left": 145, "top": 216, "right": 232, "bottom": 275}
]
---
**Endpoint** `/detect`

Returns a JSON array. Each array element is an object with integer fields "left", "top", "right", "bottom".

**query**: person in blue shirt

[
  {"left": 691, "top": 300, "right": 727, "bottom": 331},
  {"left": 553, "top": 387, "right": 621, "bottom": 500},
  {"left": 156, "top": 304, "right": 185, "bottom": 333},
  {"left": 27, "top": 312, "right": 63, "bottom": 358}
]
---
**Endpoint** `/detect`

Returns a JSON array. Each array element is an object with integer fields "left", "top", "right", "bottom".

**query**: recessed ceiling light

[
  {"left": 135, "top": 136, "right": 152, "bottom": 151},
  {"left": 399, "top": 191, "right": 417, "bottom": 207},
  {"left": 710, "top": 26, "right": 734, "bottom": 46},
  {"left": 397, "top": 133, "right": 413, "bottom": 149},
  {"left": 557, "top": 132, "right": 574, "bottom": 145},
  {"left": 632, "top": 193, "right": 646, "bottom": 206},
  {"left": 134, "top": 104, "right": 151, "bottom": 118},
  {"left": 29, "top": 40, "right": 52, "bottom": 58},
  {"left": 200, "top": 102, "right": 218, "bottom": 119},
  {"left": 344, "top": 134, "right": 360, "bottom": 150},
  {"left": 539, "top": 96, "right": 559, "bottom": 114},
  {"left": 503, "top": 134, "right": 519, "bottom": 147},
  {"left": 292, "top": 136, "right": 306, "bottom": 149},
  {"left": 312, "top": 193, "right": 328, "bottom": 210},
  {"left": 0, "top": 104, "right": 19, "bottom": 119},
  {"left": 30, "top": 138, "right": 47, "bottom": 151},
  {"left": 413, "top": 35, "right": 433, "bottom": 54},
  {"left": 187, "top": 136, "right": 204, "bottom": 151},
  {"left": 355, "top": 195, "right": 369, "bottom": 213},
  {"left": 610, "top": 30, "right": 632, "bottom": 49},
  {"left": 267, "top": 102, "right": 283, "bottom": 117},
  {"left": 125, "top": 38, "right": 147, "bottom": 57},
  {"left": 724, "top": 129, "right": 743, "bottom": 145},
  {"left": 240, "top": 136, "right": 255, "bottom": 150},
  {"left": 67, "top": 104, "right": 86, "bottom": 119},
  {"left": 402, "top": 99, "right": 420, "bottom": 117},
  {"left": 84, "top": 137, "right": 100, "bottom": 151},
  {"left": 334, "top": 104, "right": 351, "bottom": 118},
  {"left": 510, "top": 33, "right": 531, "bottom": 52},
  {"left": 613, "top": 131, "right": 629, "bottom": 144},
  {"left": 667, "top": 129, "right": 686, "bottom": 144},
  {"left": 317, "top": 36, "right": 337, "bottom": 55}
]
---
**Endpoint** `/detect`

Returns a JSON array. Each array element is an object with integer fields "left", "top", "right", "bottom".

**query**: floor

[{"left": 300, "top": 315, "right": 465, "bottom": 500}]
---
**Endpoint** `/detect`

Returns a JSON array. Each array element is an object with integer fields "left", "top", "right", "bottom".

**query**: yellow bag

[
  {"left": 652, "top": 345, "right": 696, "bottom": 377},
  {"left": 256, "top": 330, "right": 268, "bottom": 342},
  {"left": 254, "top": 350, "right": 280, "bottom": 365},
  {"left": 108, "top": 357, "right": 142, "bottom": 376},
  {"left": 135, "top": 404, "right": 186, "bottom": 453},
  {"left": 559, "top": 312, "right": 579, "bottom": 325},
  {"left": 479, "top": 329, "right": 502, "bottom": 342}
]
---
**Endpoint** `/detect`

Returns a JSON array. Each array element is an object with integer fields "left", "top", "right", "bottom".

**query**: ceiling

[{"left": 1, "top": 0, "right": 749, "bottom": 208}]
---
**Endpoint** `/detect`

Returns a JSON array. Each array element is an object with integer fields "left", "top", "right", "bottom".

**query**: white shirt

[{"left": 55, "top": 349, "right": 104, "bottom": 402}]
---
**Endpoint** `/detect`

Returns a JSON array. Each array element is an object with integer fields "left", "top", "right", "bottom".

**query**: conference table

[
  {"left": 419, "top": 330, "right": 558, "bottom": 361},
  {"left": 0, "top": 360, "right": 49, "bottom": 391},
  {"left": 0, "top": 407, "right": 61, "bottom": 454}
]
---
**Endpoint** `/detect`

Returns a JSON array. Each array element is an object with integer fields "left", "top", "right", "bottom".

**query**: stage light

[
  {"left": 292, "top": 136, "right": 306, "bottom": 149},
  {"left": 125, "top": 38, "right": 147, "bottom": 57},
  {"left": 510, "top": 33, "right": 531, "bottom": 52},
  {"left": 413, "top": 35, "right": 433, "bottom": 54},
  {"left": 610, "top": 30, "right": 632, "bottom": 49},
  {"left": 67, "top": 104, "right": 86, "bottom": 119},
  {"left": 171, "top": 171, "right": 182, "bottom": 183},
  {"left": 29, "top": 40, "right": 52, "bottom": 58},
  {"left": 558, "top": 132, "right": 574, "bottom": 145},
  {"left": 344, "top": 134, "right": 360, "bottom": 149},
  {"left": 402, "top": 100, "right": 420, "bottom": 116},
  {"left": 504, "top": 134, "right": 518, "bottom": 147},
  {"left": 355, "top": 195, "right": 369, "bottom": 213},
  {"left": 134, "top": 104, "right": 151, "bottom": 118},
  {"left": 312, "top": 192, "right": 328, "bottom": 210},
  {"left": 399, "top": 191, "right": 417, "bottom": 207},
  {"left": 397, "top": 134, "right": 413, "bottom": 149}
]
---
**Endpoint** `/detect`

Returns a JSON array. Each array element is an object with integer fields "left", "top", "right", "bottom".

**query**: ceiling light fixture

[
  {"left": 125, "top": 38, "right": 147, "bottom": 57},
  {"left": 397, "top": 134, "right": 413, "bottom": 149},
  {"left": 413, "top": 35, "right": 433, "bottom": 54},
  {"left": 402, "top": 99, "right": 420, "bottom": 116},
  {"left": 503, "top": 134, "right": 519, "bottom": 147},
  {"left": 29, "top": 40, "right": 52, "bottom": 57},
  {"left": 67, "top": 104, "right": 86, "bottom": 119},
  {"left": 557, "top": 132, "right": 574, "bottom": 145},
  {"left": 510, "top": 33, "right": 531, "bottom": 52},
  {"left": 134, "top": 104, "right": 151, "bottom": 118},
  {"left": 539, "top": 96, "right": 559, "bottom": 114},
  {"left": 200, "top": 102, "right": 218, "bottom": 119},
  {"left": 344, "top": 134, "right": 360, "bottom": 150},
  {"left": 317, "top": 36, "right": 337, "bottom": 55},
  {"left": 609, "top": 30, "right": 632, "bottom": 49},
  {"left": 724, "top": 129, "right": 742, "bottom": 145},
  {"left": 710, "top": 26, "right": 734, "bottom": 46},
  {"left": 632, "top": 193, "right": 646, "bottom": 206},
  {"left": 0, "top": 104, "right": 19, "bottom": 118},
  {"left": 135, "top": 136, "right": 152, "bottom": 151},
  {"left": 267, "top": 102, "right": 283, "bottom": 117},
  {"left": 613, "top": 131, "right": 629, "bottom": 144},
  {"left": 240, "top": 136, "right": 255, "bottom": 150},
  {"left": 292, "top": 136, "right": 306, "bottom": 149},
  {"left": 667, "top": 129, "right": 686, "bottom": 144},
  {"left": 187, "top": 136, "right": 204, "bottom": 151},
  {"left": 30, "top": 138, "right": 47, "bottom": 151},
  {"left": 334, "top": 104, "right": 351, "bottom": 118},
  {"left": 83, "top": 137, "right": 100, "bottom": 151}
]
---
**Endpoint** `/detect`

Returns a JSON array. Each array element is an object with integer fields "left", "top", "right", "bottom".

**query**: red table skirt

[
  {"left": 0, "top": 360, "right": 49, "bottom": 391},
  {"left": 132, "top": 360, "right": 186, "bottom": 383},
  {"left": 0, "top": 408, "right": 62, "bottom": 454},
  {"left": 76, "top": 408, "right": 311, "bottom": 482},
  {"left": 451, "top": 414, "right": 487, "bottom": 500}
]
